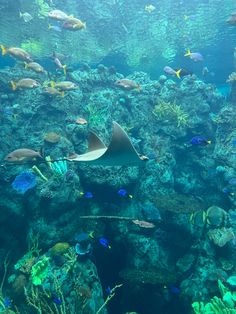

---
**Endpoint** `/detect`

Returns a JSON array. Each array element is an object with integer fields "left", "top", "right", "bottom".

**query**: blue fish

[
  {"left": 105, "top": 286, "right": 112, "bottom": 295},
  {"left": 118, "top": 189, "right": 133, "bottom": 199},
  {"left": 51, "top": 294, "right": 62, "bottom": 305},
  {"left": 222, "top": 187, "right": 234, "bottom": 195},
  {"left": 168, "top": 284, "right": 180, "bottom": 295},
  {"left": 74, "top": 231, "right": 94, "bottom": 242},
  {"left": 99, "top": 237, "right": 111, "bottom": 249},
  {"left": 190, "top": 136, "right": 211, "bottom": 146},
  {"left": 80, "top": 191, "right": 94, "bottom": 199}
]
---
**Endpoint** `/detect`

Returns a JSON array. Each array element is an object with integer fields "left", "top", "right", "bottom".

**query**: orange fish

[
  {"left": 11, "top": 78, "right": 40, "bottom": 91},
  {"left": 115, "top": 79, "right": 141, "bottom": 91},
  {"left": 75, "top": 118, "right": 87, "bottom": 125},
  {"left": 132, "top": 220, "right": 155, "bottom": 228},
  {"left": 5, "top": 148, "right": 42, "bottom": 163},
  {"left": 0, "top": 45, "right": 32, "bottom": 62}
]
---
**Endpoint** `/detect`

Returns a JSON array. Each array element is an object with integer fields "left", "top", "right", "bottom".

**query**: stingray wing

[{"left": 67, "top": 122, "right": 143, "bottom": 166}]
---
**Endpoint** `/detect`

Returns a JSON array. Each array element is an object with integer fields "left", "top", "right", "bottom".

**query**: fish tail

[
  {"left": 60, "top": 91, "right": 65, "bottom": 97},
  {"left": 136, "top": 84, "right": 141, "bottom": 92},
  {"left": 0, "top": 45, "right": 7, "bottom": 56},
  {"left": 175, "top": 69, "right": 182, "bottom": 79},
  {"left": 10, "top": 81, "right": 17, "bottom": 91},
  {"left": 89, "top": 231, "right": 95, "bottom": 239},
  {"left": 184, "top": 49, "right": 191, "bottom": 57},
  {"left": 24, "top": 62, "right": 28, "bottom": 69},
  {"left": 83, "top": 22, "right": 86, "bottom": 29},
  {"left": 50, "top": 81, "right": 55, "bottom": 88},
  {"left": 63, "top": 64, "right": 67, "bottom": 75},
  {"left": 48, "top": 24, "right": 52, "bottom": 29}
]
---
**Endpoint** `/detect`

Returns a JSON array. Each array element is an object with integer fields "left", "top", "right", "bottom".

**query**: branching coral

[
  {"left": 153, "top": 100, "right": 189, "bottom": 128},
  {"left": 192, "top": 280, "right": 236, "bottom": 313},
  {"left": 207, "top": 228, "right": 235, "bottom": 247}
]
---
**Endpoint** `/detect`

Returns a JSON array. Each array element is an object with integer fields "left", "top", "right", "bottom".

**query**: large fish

[{"left": 5, "top": 149, "right": 42, "bottom": 163}]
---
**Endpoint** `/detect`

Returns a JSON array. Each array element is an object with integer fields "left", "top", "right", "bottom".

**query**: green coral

[
  {"left": 31, "top": 256, "right": 49, "bottom": 286},
  {"left": 192, "top": 280, "right": 236, "bottom": 314},
  {"left": 35, "top": 0, "right": 50, "bottom": 18},
  {"left": 21, "top": 39, "right": 43, "bottom": 58},
  {"left": 152, "top": 100, "right": 189, "bottom": 128}
]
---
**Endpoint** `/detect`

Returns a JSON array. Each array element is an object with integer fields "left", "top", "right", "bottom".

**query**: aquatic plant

[
  {"left": 31, "top": 256, "right": 49, "bottom": 286},
  {"left": 35, "top": 0, "right": 50, "bottom": 18},
  {"left": 153, "top": 100, "right": 189, "bottom": 128},
  {"left": 46, "top": 156, "right": 68, "bottom": 176},
  {"left": 11, "top": 171, "right": 37, "bottom": 194},
  {"left": 192, "top": 279, "right": 236, "bottom": 313},
  {"left": 96, "top": 284, "right": 123, "bottom": 314}
]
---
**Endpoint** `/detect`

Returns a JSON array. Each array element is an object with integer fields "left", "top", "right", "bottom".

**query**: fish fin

[
  {"left": 83, "top": 22, "right": 86, "bottom": 29},
  {"left": 175, "top": 69, "right": 182, "bottom": 79},
  {"left": 63, "top": 64, "right": 67, "bottom": 75},
  {"left": 60, "top": 91, "right": 65, "bottom": 97},
  {"left": 136, "top": 84, "right": 141, "bottom": 92},
  {"left": 50, "top": 81, "right": 55, "bottom": 88},
  {"left": 19, "top": 11, "right": 22, "bottom": 18},
  {"left": 0, "top": 45, "right": 7, "bottom": 56},
  {"left": 184, "top": 49, "right": 191, "bottom": 57},
  {"left": 24, "top": 62, "right": 28, "bottom": 69},
  {"left": 10, "top": 81, "right": 17, "bottom": 91}
]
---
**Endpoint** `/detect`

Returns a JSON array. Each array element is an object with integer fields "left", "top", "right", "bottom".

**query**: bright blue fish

[
  {"left": 190, "top": 136, "right": 211, "bottom": 146},
  {"left": 118, "top": 189, "right": 133, "bottom": 199},
  {"left": 99, "top": 237, "right": 111, "bottom": 249},
  {"left": 51, "top": 294, "right": 62, "bottom": 305}
]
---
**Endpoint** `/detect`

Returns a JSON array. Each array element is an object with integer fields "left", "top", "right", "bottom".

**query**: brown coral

[
  {"left": 208, "top": 227, "right": 235, "bottom": 247},
  {"left": 119, "top": 268, "right": 177, "bottom": 284},
  {"left": 43, "top": 132, "right": 61, "bottom": 143},
  {"left": 154, "top": 192, "right": 203, "bottom": 213}
]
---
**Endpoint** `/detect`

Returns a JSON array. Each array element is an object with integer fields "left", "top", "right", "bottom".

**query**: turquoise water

[{"left": 1, "top": 1, "right": 236, "bottom": 314}]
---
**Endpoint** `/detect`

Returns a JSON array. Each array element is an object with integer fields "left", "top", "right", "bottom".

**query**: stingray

[{"left": 66, "top": 121, "right": 147, "bottom": 166}]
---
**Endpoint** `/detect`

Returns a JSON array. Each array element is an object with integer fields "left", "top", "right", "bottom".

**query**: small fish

[
  {"left": 20, "top": 11, "right": 33, "bottom": 22},
  {"left": 145, "top": 4, "right": 156, "bottom": 13},
  {"left": 63, "top": 16, "right": 86, "bottom": 30},
  {"left": 118, "top": 188, "right": 133, "bottom": 199},
  {"left": 11, "top": 78, "right": 40, "bottom": 91},
  {"left": 105, "top": 286, "right": 112, "bottom": 295},
  {"left": 48, "top": 9, "right": 70, "bottom": 21},
  {"left": 5, "top": 148, "right": 42, "bottom": 163},
  {"left": 115, "top": 79, "right": 141, "bottom": 91},
  {"left": 0, "top": 45, "right": 32, "bottom": 62},
  {"left": 189, "top": 210, "right": 207, "bottom": 227},
  {"left": 74, "top": 231, "right": 94, "bottom": 242},
  {"left": 51, "top": 294, "right": 62, "bottom": 305},
  {"left": 52, "top": 53, "right": 67, "bottom": 75},
  {"left": 99, "top": 237, "right": 111, "bottom": 249},
  {"left": 48, "top": 24, "right": 62, "bottom": 32},
  {"left": 163, "top": 66, "right": 182, "bottom": 79},
  {"left": 80, "top": 191, "right": 94, "bottom": 199},
  {"left": 25, "top": 62, "right": 46, "bottom": 74},
  {"left": 50, "top": 81, "right": 78, "bottom": 91},
  {"left": 75, "top": 117, "right": 87, "bottom": 125},
  {"left": 222, "top": 187, "right": 234, "bottom": 196},
  {"left": 190, "top": 136, "right": 211, "bottom": 146},
  {"left": 227, "top": 12, "right": 236, "bottom": 25},
  {"left": 43, "top": 87, "right": 64, "bottom": 97},
  {"left": 184, "top": 49, "right": 203, "bottom": 62},
  {"left": 174, "top": 68, "right": 193, "bottom": 78},
  {"left": 132, "top": 220, "right": 155, "bottom": 228}
]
